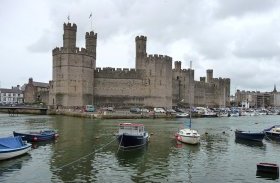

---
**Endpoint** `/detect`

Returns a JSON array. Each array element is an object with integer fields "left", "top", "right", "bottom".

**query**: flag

[
  {"left": 67, "top": 15, "right": 70, "bottom": 21},
  {"left": 89, "top": 13, "right": 92, "bottom": 19}
]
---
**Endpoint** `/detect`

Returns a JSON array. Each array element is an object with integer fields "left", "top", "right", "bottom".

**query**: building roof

[
  {"left": 21, "top": 81, "right": 49, "bottom": 91},
  {"left": 0, "top": 88, "right": 23, "bottom": 94},
  {"left": 33, "top": 82, "right": 49, "bottom": 88}
]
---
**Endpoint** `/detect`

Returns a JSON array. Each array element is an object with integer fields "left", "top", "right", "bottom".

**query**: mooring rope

[
  {"left": 117, "top": 134, "right": 123, "bottom": 153},
  {"left": 56, "top": 137, "right": 117, "bottom": 170}
]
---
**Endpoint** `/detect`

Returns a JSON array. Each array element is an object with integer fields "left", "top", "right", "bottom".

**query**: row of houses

[
  {"left": 0, "top": 78, "right": 49, "bottom": 105},
  {"left": 234, "top": 85, "right": 280, "bottom": 108}
]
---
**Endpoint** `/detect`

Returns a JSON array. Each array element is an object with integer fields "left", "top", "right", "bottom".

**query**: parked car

[
  {"left": 85, "top": 105, "right": 95, "bottom": 112},
  {"left": 166, "top": 109, "right": 176, "bottom": 114},
  {"left": 107, "top": 107, "right": 114, "bottom": 111},
  {"left": 154, "top": 107, "right": 166, "bottom": 113},
  {"left": 141, "top": 108, "right": 150, "bottom": 113},
  {"left": 130, "top": 107, "right": 141, "bottom": 114}
]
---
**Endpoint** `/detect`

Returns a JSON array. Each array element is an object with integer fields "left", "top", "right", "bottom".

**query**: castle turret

[
  {"left": 135, "top": 35, "right": 147, "bottom": 70},
  {"left": 206, "top": 69, "right": 213, "bottom": 83},
  {"left": 85, "top": 31, "right": 97, "bottom": 60},
  {"left": 174, "top": 61, "right": 181, "bottom": 71},
  {"left": 63, "top": 23, "right": 77, "bottom": 48}
]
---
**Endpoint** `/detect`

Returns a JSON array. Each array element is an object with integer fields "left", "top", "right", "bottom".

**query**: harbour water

[{"left": 0, "top": 113, "right": 280, "bottom": 182}]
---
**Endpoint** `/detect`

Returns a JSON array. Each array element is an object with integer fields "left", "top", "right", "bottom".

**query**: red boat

[{"left": 257, "top": 163, "right": 279, "bottom": 174}]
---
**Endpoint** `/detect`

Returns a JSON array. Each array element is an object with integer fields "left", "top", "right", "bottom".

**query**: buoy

[
  {"left": 222, "top": 131, "right": 225, "bottom": 134},
  {"left": 255, "top": 122, "right": 258, "bottom": 124}
]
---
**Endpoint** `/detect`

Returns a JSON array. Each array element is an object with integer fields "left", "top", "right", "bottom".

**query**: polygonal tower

[
  {"left": 135, "top": 35, "right": 147, "bottom": 70},
  {"left": 63, "top": 23, "right": 77, "bottom": 48},
  {"left": 86, "top": 31, "right": 97, "bottom": 68},
  {"left": 50, "top": 22, "right": 96, "bottom": 108}
]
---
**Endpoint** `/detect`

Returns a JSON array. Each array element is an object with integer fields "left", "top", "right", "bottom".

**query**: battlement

[
  {"left": 146, "top": 54, "right": 172, "bottom": 63},
  {"left": 64, "top": 22, "right": 77, "bottom": 31},
  {"left": 94, "top": 67, "right": 144, "bottom": 79},
  {"left": 135, "top": 35, "right": 147, "bottom": 41},
  {"left": 52, "top": 47, "right": 94, "bottom": 56},
  {"left": 86, "top": 31, "right": 97, "bottom": 39}
]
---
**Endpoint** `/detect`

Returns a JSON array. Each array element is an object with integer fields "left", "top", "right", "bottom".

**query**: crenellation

[
  {"left": 52, "top": 46, "right": 94, "bottom": 56},
  {"left": 63, "top": 23, "right": 77, "bottom": 31},
  {"left": 85, "top": 31, "right": 97, "bottom": 38},
  {"left": 135, "top": 35, "right": 147, "bottom": 41}
]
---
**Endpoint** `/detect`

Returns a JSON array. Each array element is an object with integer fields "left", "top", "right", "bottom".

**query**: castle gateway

[{"left": 49, "top": 22, "right": 230, "bottom": 108}]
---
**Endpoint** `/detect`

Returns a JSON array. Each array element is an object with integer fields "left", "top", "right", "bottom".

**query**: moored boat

[
  {"left": 176, "top": 113, "right": 189, "bottom": 118},
  {"left": 175, "top": 128, "right": 200, "bottom": 145},
  {"left": 257, "top": 163, "right": 279, "bottom": 174},
  {"left": 263, "top": 125, "right": 280, "bottom": 141},
  {"left": 13, "top": 130, "right": 59, "bottom": 142},
  {"left": 117, "top": 123, "right": 149, "bottom": 149},
  {"left": 235, "top": 129, "right": 265, "bottom": 142},
  {"left": 0, "top": 136, "right": 31, "bottom": 160}
]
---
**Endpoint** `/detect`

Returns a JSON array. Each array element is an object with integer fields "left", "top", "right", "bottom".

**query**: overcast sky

[{"left": 1, "top": 0, "right": 280, "bottom": 94}]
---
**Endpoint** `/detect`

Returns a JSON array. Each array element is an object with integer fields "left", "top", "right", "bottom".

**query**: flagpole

[{"left": 89, "top": 12, "right": 93, "bottom": 30}]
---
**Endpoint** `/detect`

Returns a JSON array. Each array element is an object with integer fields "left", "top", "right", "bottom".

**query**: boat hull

[
  {"left": 265, "top": 132, "right": 280, "bottom": 141},
  {"left": 257, "top": 163, "right": 279, "bottom": 174},
  {"left": 235, "top": 130, "right": 265, "bottom": 142},
  {"left": 0, "top": 144, "right": 31, "bottom": 160},
  {"left": 118, "top": 133, "right": 149, "bottom": 149},
  {"left": 13, "top": 131, "right": 58, "bottom": 142},
  {"left": 176, "top": 134, "right": 200, "bottom": 145}
]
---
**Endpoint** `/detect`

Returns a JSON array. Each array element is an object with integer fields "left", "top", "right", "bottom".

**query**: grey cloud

[{"left": 215, "top": 0, "right": 279, "bottom": 18}]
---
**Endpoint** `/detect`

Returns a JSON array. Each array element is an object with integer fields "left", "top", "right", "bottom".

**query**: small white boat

[
  {"left": 175, "top": 128, "right": 200, "bottom": 145},
  {"left": 176, "top": 113, "right": 189, "bottom": 118},
  {"left": 0, "top": 136, "right": 32, "bottom": 160}
]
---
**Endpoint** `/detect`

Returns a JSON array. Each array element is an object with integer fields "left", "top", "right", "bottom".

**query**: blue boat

[
  {"left": 235, "top": 129, "right": 265, "bottom": 142},
  {"left": 263, "top": 125, "right": 280, "bottom": 141},
  {"left": 117, "top": 123, "right": 149, "bottom": 149},
  {"left": 13, "top": 130, "right": 59, "bottom": 142},
  {"left": 0, "top": 136, "right": 31, "bottom": 160}
]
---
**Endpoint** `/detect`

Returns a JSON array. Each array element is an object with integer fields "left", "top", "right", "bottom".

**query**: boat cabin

[
  {"left": 118, "top": 123, "right": 145, "bottom": 136},
  {"left": 272, "top": 128, "right": 280, "bottom": 134}
]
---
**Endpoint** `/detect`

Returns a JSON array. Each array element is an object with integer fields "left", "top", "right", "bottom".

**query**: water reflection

[
  {"left": 32, "top": 140, "right": 57, "bottom": 149},
  {"left": 235, "top": 139, "right": 265, "bottom": 149},
  {"left": 256, "top": 171, "right": 279, "bottom": 180},
  {"left": 116, "top": 145, "right": 148, "bottom": 165},
  {"left": 0, "top": 154, "right": 32, "bottom": 177}
]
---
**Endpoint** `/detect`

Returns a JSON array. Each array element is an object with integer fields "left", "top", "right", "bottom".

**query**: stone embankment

[{"left": 47, "top": 109, "right": 173, "bottom": 119}]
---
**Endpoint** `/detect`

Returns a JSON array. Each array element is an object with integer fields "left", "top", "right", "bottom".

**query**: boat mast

[{"left": 189, "top": 61, "right": 192, "bottom": 128}]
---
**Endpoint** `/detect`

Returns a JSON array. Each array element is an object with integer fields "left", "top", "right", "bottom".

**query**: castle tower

[
  {"left": 50, "top": 22, "right": 95, "bottom": 107},
  {"left": 63, "top": 23, "right": 77, "bottom": 48},
  {"left": 85, "top": 31, "right": 97, "bottom": 60},
  {"left": 206, "top": 69, "right": 213, "bottom": 83},
  {"left": 174, "top": 61, "right": 181, "bottom": 71},
  {"left": 135, "top": 35, "right": 147, "bottom": 70}
]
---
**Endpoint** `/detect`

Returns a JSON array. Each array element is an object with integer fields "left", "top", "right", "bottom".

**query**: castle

[{"left": 49, "top": 22, "right": 230, "bottom": 108}]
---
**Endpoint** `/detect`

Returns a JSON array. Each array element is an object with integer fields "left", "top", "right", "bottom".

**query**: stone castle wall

[{"left": 49, "top": 22, "right": 231, "bottom": 108}]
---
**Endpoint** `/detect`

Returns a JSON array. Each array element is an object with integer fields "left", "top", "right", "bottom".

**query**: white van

[{"left": 154, "top": 107, "right": 166, "bottom": 113}]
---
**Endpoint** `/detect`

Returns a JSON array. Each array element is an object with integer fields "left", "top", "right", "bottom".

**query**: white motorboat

[
  {"left": 175, "top": 128, "right": 200, "bottom": 145},
  {"left": 176, "top": 113, "right": 189, "bottom": 118}
]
